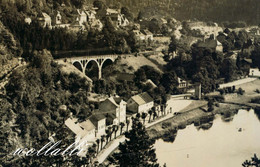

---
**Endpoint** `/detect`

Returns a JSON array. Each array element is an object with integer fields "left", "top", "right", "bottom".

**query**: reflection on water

[{"left": 155, "top": 109, "right": 260, "bottom": 167}]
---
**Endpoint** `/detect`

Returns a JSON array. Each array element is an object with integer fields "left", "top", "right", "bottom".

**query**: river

[{"left": 154, "top": 109, "right": 260, "bottom": 167}]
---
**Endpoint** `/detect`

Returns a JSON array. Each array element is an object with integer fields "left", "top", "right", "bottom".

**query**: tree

[
  {"left": 168, "top": 35, "right": 177, "bottom": 57},
  {"left": 113, "top": 125, "right": 119, "bottom": 139},
  {"left": 148, "top": 109, "right": 153, "bottom": 123},
  {"left": 141, "top": 112, "right": 147, "bottom": 125},
  {"left": 242, "top": 154, "right": 260, "bottom": 167},
  {"left": 101, "top": 135, "right": 106, "bottom": 149},
  {"left": 126, "top": 118, "right": 130, "bottom": 131},
  {"left": 207, "top": 99, "right": 214, "bottom": 112},
  {"left": 121, "top": 7, "right": 134, "bottom": 21},
  {"left": 96, "top": 139, "right": 100, "bottom": 153},
  {"left": 152, "top": 110, "right": 158, "bottom": 120},
  {"left": 109, "top": 118, "right": 159, "bottom": 166},
  {"left": 120, "top": 122, "right": 125, "bottom": 135}
]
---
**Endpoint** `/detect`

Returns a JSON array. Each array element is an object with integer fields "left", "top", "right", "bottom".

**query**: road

[{"left": 95, "top": 99, "right": 194, "bottom": 163}]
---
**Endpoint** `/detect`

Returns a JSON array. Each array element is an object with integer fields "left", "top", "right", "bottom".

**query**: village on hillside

[{"left": 1, "top": 0, "right": 260, "bottom": 166}]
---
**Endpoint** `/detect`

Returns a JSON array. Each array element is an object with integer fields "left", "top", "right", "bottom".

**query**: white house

[
  {"left": 85, "top": 9, "right": 96, "bottom": 24},
  {"left": 55, "top": 11, "right": 62, "bottom": 25},
  {"left": 76, "top": 9, "right": 87, "bottom": 25},
  {"left": 38, "top": 12, "right": 52, "bottom": 28},
  {"left": 249, "top": 68, "right": 260, "bottom": 77},
  {"left": 216, "top": 40, "right": 223, "bottom": 52},
  {"left": 106, "top": 8, "right": 129, "bottom": 27},
  {"left": 89, "top": 114, "right": 106, "bottom": 137},
  {"left": 127, "top": 92, "right": 154, "bottom": 113},
  {"left": 99, "top": 96, "right": 127, "bottom": 124},
  {"left": 65, "top": 117, "right": 95, "bottom": 143},
  {"left": 79, "top": 120, "right": 96, "bottom": 141},
  {"left": 141, "top": 29, "right": 154, "bottom": 41},
  {"left": 178, "top": 77, "right": 188, "bottom": 88},
  {"left": 133, "top": 30, "right": 146, "bottom": 40}
]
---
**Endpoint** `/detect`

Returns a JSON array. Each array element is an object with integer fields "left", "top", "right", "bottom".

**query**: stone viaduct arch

[{"left": 69, "top": 55, "right": 118, "bottom": 79}]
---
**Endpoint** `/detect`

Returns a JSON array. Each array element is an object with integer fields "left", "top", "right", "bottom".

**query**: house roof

[
  {"left": 131, "top": 92, "right": 153, "bottom": 106},
  {"left": 117, "top": 73, "right": 135, "bottom": 82},
  {"left": 107, "top": 97, "right": 119, "bottom": 107},
  {"left": 141, "top": 29, "right": 153, "bottom": 36},
  {"left": 105, "top": 113, "right": 117, "bottom": 126},
  {"left": 65, "top": 118, "right": 83, "bottom": 135},
  {"left": 106, "top": 8, "right": 119, "bottom": 15},
  {"left": 197, "top": 39, "right": 217, "bottom": 49},
  {"left": 89, "top": 113, "right": 106, "bottom": 127},
  {"left": 38, "top": 12, "right": 51, "bottom": 20},
  {"left": 143, "top": 79, "right": 157, "bottom": 88},
  {"left": 79, "top": 120, "right": 95, "bottom": 132},
  {"left": 243, "top": 58, "right": 253, "bottom": 64}
]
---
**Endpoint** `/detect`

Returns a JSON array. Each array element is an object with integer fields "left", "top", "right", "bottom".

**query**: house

[
  {"left": 65, "top": 117, "right": 95, "bottom": 143},
  {"left": 76, "top": 9, "right": 87, "bottom": 25},
  {"left": 127, "top": 92, "right": 154, "bottom": 113},
  {"left": 99, "top": 96, "right": 127, "bottom": 124},
  {"left": 120, "top": 15, "right": 130, "bottom": 27},
  {"left": 249, "top": 68, "right": 260, "bottom": 77},
  {"left": 133, "top": 30, "right": 146, "bottom": 41},
  {"left": 70, "top": 19, "right": 85, "bottom": 32},
  {"left": 106, "top": 8, "right": 129, "bottom": 27},
  {"left": 105, "top": 113, "right": 118, "bottom": 126},
  {"left": 178, "top": 77, "right": 188, "bottom": 88},
  {"left": 160, "top": 18, "right": 168, "bottom": 24},
  {"left": 216, "top": 40, "right": 223, "bottom": 52},
  {"left": 89, "top": 113, "right": 106, "bottom": 137},
  {"left": 85, "top": 9, "right": 96, "bottom": 23},
  {"left": 116, "top": 73, "right": 135, "bottom": 83},
  {"left": 90, "top": 19, "right": 103, "bottom": 31},
  {"left": 79, "top": 120, "right": 96, "bottom": 141},
  {"left": 38, "top": 12, "right": 52, "bottom": 28},
  {"left": 24, "top": 17, "right": 31, "bottom": 25},
  {"left": 142, "top": 79, "right": 157, "bottom": 89},
  {"left": 197, "top": 38, "right": 218, "bottom": 51},
  {"left": 227, "top": 52, "right": 238, "bottom": 60},
  {"left": 55, "top": 11, "right": 62, "bottom": 25},
  {"left": 141, "top": 29, "right": 154, "bottom": 41}
]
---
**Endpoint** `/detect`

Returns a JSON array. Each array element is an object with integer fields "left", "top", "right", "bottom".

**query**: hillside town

[{"left": 1, "top": 0, "right": 260, "bottom": 167}]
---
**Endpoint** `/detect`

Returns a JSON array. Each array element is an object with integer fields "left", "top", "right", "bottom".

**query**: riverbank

[
  {"left": 99, "top": 78, "right": 260, "bottom": 164},
  {"left": 147, "top": 103, "right": 243, "bottom": 141},
  {"left": 148, "top": 78, "right": 260, "bottom": 142}
]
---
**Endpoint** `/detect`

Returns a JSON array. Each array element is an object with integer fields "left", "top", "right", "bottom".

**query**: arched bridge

[{"left": 56, "top": 55, "right": 119, "bottom": 79}]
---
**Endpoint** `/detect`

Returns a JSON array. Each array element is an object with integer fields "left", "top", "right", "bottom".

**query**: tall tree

[{"left": 109, "top": 118, "right": 159, "bottom": 166}]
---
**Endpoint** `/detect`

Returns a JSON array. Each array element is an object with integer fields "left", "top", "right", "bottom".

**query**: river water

[{"left": 154, "top": 109, "right": 260, "bottom": 167}]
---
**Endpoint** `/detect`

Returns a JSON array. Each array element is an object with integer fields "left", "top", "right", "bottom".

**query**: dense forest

[{"left": 0, "top": 0, "right": 259, "bottom": 25}]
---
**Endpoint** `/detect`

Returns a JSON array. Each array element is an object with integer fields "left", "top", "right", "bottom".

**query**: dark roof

[
  {"left": 105, "top": 113, "right": 117, "bottom": 126},
  {"left": 141, "top": 29, "right": 153, "bottom": 36},
  {"left": 113, "top": 97, "right": 122, "bottom": 104},
  {"left": 117, "top": 73, "right": 135, "bottom": 82},
  {"left": 89, "top": 113, "right": 106, "bottom": 127},
  {"left": 140, "top": 92, "right": 153, "bottom": 103},
  {"left": 131, "top": 92, "right": 153, "bottom": 105},
  {"left": 197, "top": 39, "right": 217, "bottom": 49}
]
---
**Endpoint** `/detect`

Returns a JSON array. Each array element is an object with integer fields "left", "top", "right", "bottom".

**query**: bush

[
  {"left": 251, "top": 97, "right": 260, "bottom": 104},
  {"left": 162, "top": 122, "right": 172, "bottom": 129},
  {"left": 237, "top": 87, "right": 245, "bottom": 95}
]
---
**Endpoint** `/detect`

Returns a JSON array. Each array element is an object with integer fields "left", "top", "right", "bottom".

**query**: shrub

[
  {"left": 255, "top": 89, "right": 260, "bottom": 94},
  {"left": 237, "top": 87, "right": 245, "bottom": 95},
  {"left": 251, "top": 97, "right": 260, "bottom": 104},
  {"left": 162, "top": 122, "right": 172, "bottom": 129}
]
